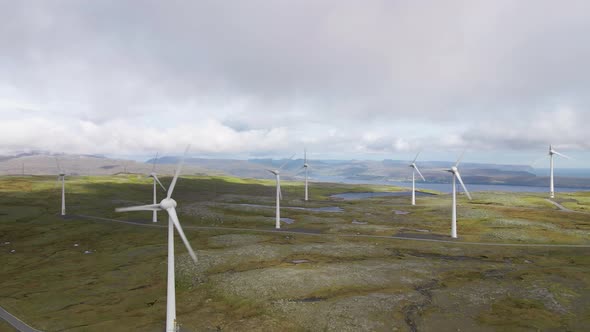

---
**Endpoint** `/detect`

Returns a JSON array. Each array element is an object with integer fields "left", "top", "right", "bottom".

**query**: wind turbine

[
  {"left": 266, "top": 154, "right": 295, "bottom": 229},
  {"left": 148, "top": 153, "right": 167, "bottom": 222},
  {"left": 55, "top": 158, "right": 66, "bottom": 216},
  {"left": 548, "top": 145, "right": 571, "bottom": 199},
  {"left": 409, "top": 152, "right": 426, "bottom": 206},
  {"left": 303, "top": 148, "right": 310, "bottom": 201},
  {"left": 445, "top": 152, "right": 472, "bottom": 239},
  {"left": 116, "top": 146, "right": 196, "bottom": 332}
]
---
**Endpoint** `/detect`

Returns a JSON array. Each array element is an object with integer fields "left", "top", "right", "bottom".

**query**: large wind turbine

[
  {"left": 55, "top": 158, "right": 66, "bottom": 216},
  {"left": 149, "top": 153, "right": 167, "bottom": 222},
  {"left": 409, "top": 152, "right": 426, "bottom": 206},
  {"left": 548, "top": 145, "right": 570, "bottom": 199},
  {"left": 303, "top": 148, "right": 310, "bottom": 201},
  {"left": 445, "top": 152, "right": 472, "bottom": 239},
  {"left": 266, "top": 154, "right": 295, "bottom": 229},
  {"left": 116, "top": 146, "right": 196, "bottom": 332}
]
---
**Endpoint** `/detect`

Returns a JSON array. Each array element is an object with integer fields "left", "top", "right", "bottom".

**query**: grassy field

[{"left": 0, "top": 175, "right": 589, "bottom": 331}]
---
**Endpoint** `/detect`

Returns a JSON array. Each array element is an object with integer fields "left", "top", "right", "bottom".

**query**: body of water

[
  {"left": 332, "top": 191, "right": 433, "bottom": 200},
  {"left": 316, "top": 176, "right": 589, "bottom": 194},
  {"left": 280, "top": 218, "right": 295, "bottom": 224},
  {"left": 387, "top": 181, "right": 590, "bottom": 194}
]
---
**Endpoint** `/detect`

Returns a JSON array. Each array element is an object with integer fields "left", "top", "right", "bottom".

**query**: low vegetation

[{"left": 0, "top": 175, "right": 589, "bottom": 331}]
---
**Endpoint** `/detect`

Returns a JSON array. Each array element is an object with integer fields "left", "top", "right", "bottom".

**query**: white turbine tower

[
  {"left": 548, "top": 145, "right": 570, "bottom": 199},
  {"left": 55, "top": 158, "right": 66, "bottom": 216},
  {"left": 266, "top": 154, "right": 295, "bottom": 229},
  {"left": 409, "top": 152, "right": 426, "bottom": 206},
  {"left": 148, "top": 153, "right": 167, "bottom": 222},
  {"left": 303, "top": 148, "right": 310, "bottom": 201},
  {"left": 116, "top": 146, "right": 196, "bottom": 332},
  {"left": 445, "top": 152, "right": 472, "bottom": 239}
]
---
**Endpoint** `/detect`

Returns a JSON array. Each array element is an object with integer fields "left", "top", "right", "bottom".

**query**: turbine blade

[
  {"left": 412, "top": 151, "right": 421, "bottom": 164},
  {"left": 167, "top": 145, "right": 190, "bottom": 198},
  {"left": 304, "top": 147, "right": 307, "bottom": 163},
  {"left": 553, "top": 150, "right": 571, "bottom": 160},
  {"left": 167, "top": 207, "right": 198, "bottom": 263},
  {"left": 414, "top": 165, "right": 426, "bottom": 181},
  {"left": 455, "top": 149, "right": 466, "bottom": 167},
  {"left": 292, "top": 168, "right": 305, "bottom": 176},
  {"left": 116, "top": 204, "right": 162, "bottom": 212},
  {"left": 151, "top": 152, "right": 158, "bottom": 173},
  {"left": 55, "top": 157, "right": 62, "bottom": 173},
  {"left": 153, "top": 174, "right": 167, "bottom": 192},
  {"left": 455, "top": 171, "right": 472, "bottom": 200},
  {"left": 278, "top": 153, "right": 296, "bottom": 170}
]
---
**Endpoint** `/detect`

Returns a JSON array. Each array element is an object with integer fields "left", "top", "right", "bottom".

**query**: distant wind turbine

[
  {"left": 409, "top": 152, "right": 426, "bottom": 206},
  {"left": 148, "top": 153, "right": 167, "bottom": 222},
  {"left": 266, "top": 154, "right": 295, "bottom": 229},
  {"left": 55, "top": 158, "right": 66, "bottom": 216},
  {"left": 303, "top": 148, "right": 310, "bottom": 201},
  {"left": 116, "top": 145, "right": 196, "bottom": 332},
  {"left": 445, "top": 151, "right": 472, "bottom": 239},
  {"left": 548, "top": 145, "right": 571, "bottom": 199}
]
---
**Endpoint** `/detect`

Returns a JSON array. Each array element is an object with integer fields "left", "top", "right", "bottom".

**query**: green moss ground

[{"left": 0, "top": 175, "right": 589, "bottom": 331}]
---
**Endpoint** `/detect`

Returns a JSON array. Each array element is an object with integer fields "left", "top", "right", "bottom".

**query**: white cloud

[{"left": 1, "top": 1, "right": 590, "bottom": 163}]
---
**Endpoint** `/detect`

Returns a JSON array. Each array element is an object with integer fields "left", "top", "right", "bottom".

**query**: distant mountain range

[
  {"left": 0, "top": 152, "right": 210, "bottom": 176},
  {"left": 2, "top": 151, "right": 590, "bottom": 189},
  {"left": 154, "top": 156, "right": 590, "bottom": 189}
]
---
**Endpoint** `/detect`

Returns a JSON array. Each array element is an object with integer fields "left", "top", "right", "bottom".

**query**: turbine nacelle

[
  {"left": 408, "top": 153, "right": 426, "bottom": 183},
  {"left": 160, "top": 198, "right": 177, "bottom": 210},
  {"left": 548, "top": 145, "right": 570, "bottom": 159},
  {"left": 447, "top": 166, "right": 458, "bottom": 174}
]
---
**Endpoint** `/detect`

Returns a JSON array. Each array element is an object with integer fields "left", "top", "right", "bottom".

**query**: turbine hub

[
  {"left": 149, "top": 172, "right": 157, "bottom": 177},
  {"left": 160, "top": 198, "right": 177, "bottom": 209},
  {"left": 303, "top": 163, "right": 308, "bottom": 168},
  {"left": 451, "top": 166, "right": 458, "bottom": 173}
]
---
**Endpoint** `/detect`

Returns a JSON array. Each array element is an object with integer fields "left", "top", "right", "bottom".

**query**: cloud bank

[{"left": 1, "top": 0, "right": 589, "bottom": 163}]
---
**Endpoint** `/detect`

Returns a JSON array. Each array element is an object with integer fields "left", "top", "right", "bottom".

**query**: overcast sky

[{"left": 1, "top": 1, "right": 589, "bottom": 166}]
